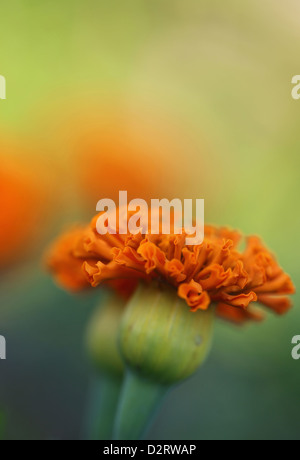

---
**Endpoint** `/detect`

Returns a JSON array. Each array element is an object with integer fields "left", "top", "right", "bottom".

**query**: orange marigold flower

[{"left": 46, "top": 208, "right": 295, "bottom": 323}]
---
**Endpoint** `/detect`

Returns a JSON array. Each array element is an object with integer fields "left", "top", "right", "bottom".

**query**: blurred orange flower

[
  {"left": 46, "top": 208, "right": 295, "bottom": 323},
  {"left": 0, "top": 142, "right": 53, "bottom": 269},
  {"left": 66, "top": 110, "right": 207, "bottom": 208}
]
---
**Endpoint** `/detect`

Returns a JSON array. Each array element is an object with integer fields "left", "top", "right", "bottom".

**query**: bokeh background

[{"left": 1, "top": 0, "right": 300, "bottom": 440}]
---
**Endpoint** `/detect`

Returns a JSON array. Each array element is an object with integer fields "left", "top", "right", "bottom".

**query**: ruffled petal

[
  {"left": 257, "top": 294, "right": 292, "bottom": 314},
  {"left": 178, "top": 280, "right": 210, "bottom": 311},
  {"left": 216, "top": 302, "right": 264, "bottom": 324}
]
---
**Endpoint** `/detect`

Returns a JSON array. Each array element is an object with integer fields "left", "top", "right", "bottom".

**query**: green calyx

[
  {"left": 85, "top": 292, "right": 125, "bottom": 378},
  {"left": 119, "top": 282, "right": 214, "bottom": 385}
]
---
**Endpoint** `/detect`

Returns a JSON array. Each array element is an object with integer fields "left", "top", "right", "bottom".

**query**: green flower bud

[
  {"left": 86, "top": 292, "right": 125, "bottom": 377},
  {"left": 119, "top": 282, "right": 214, "bottom": 385}
]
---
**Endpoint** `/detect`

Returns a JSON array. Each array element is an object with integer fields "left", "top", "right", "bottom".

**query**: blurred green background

[{"left": 0, "top": 0, "right": 299, "bottom": 440}]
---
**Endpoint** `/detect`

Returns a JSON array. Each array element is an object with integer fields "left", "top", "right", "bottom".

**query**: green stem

[
  {"left": 84, "top": 374, "right": 122, "bottom": 440},
  {"left": 113, "top": 369, "right": 170, "bottom": 440}
]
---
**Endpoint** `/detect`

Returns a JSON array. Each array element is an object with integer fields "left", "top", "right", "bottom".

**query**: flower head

[{"left": 46, "top": 208, "right": 295, "bottom": 323}]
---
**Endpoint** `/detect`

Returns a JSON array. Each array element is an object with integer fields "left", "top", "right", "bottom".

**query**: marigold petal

[
  {"left": 178, "top": 280, "right": 211, "bottom": 311},
  {"left": 82, "top": 228, "right": 114, "bottom": 261},
  {"left": 137, "top": 241, "right": 166, "bottom": 275},
  {"left": 216, "top": 291, "right": 257, "bottom": 308},
  {"left": 216, "top": 302, "right": 264, "bottom": 324},
  {"left": 45, "top": 227, "right": 90, "bottom": 291},
  {"left": 257, "top": 294, "right": 293, "bottom": 314},
  {"left": 112, "top": 246, "right": 145, "bottom": 270},
  {"left": 83, "top": 261, "right": 146, "bottom": 287},
  {"left": 196, "top": 264, "right": 230, "bottom": 290},
  {"left": 165, "top": 259, "right": 186, "bottom": 283},
  {"left": 255, "top": 273, "right": 295, "bottom": 295}
]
